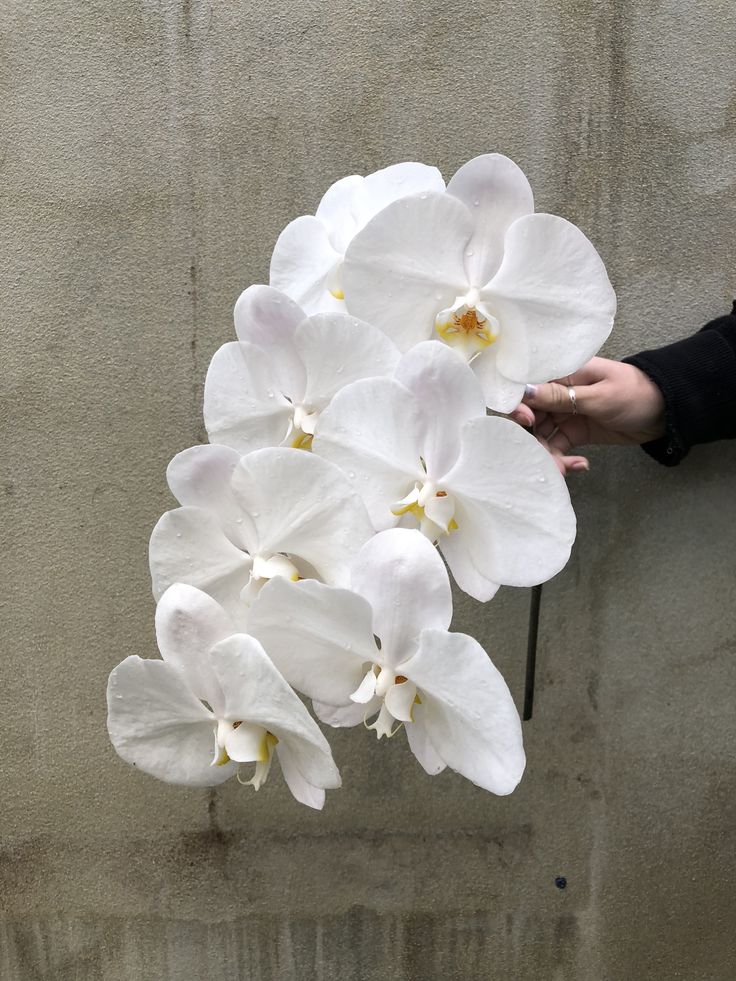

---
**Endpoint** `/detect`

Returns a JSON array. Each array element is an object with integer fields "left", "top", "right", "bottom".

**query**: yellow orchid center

[
  {"left": 435, "top": 298, "right": 499, "bottom": 360},
  {"left": 290, "top": 404, "right": 319, "bottom": 450}
]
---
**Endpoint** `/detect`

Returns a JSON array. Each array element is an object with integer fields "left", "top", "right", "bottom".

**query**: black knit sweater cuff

[{"left": 623, "top": 304, "right": 736, "bottom": 467}]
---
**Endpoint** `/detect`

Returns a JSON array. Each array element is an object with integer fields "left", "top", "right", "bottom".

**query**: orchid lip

[
  {"left": 350, "top": 660, "right": 421, "bottom": 739},
  {"left": 212, "top": 718, "right": 279, "bottom": 791},
  {"left": 391, "top": 480, "right": 458, "bottom": 542}
]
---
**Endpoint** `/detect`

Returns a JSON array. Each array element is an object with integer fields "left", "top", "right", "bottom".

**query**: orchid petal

[
  {"left": 149, "top": 508, "right": 251, "bottom": 629},
  {"left": 277, "top": 743, "right": 327, "bottom": 810},
  {"left": 437, "top": 530, "right": 500, "bottom": 603},
  {"left": 350, "top": 529, "right": 452, "bottom": 666},
  {"left": 404, "top": 629, "right": 525, "bottom": 795},
  {"left": 443, "top": 417, "right": 576, "bottom": 589},
  {"left": 314, "top": 174, "right": 364, "bottom": 253},
  {"left": 394, "top": 341, "right": 485, "bottom": 478},
  {"left": 312, "top": 377, "right": 423, "bottom": 531},
  {"left": 313, "top": 699, "right": 377, "bottom": 728},
  {"left": 469, "top": 346, "right": 527, "bottom": 413},
  {"left": 405, "top": 710, "right": 446, "bottom": 776},
  {"left": 483, "top": 213, "right": 616, "bottom": 382},
  {"left": 447, "top": 153, "right": 534, "bottom": 288},
  {"left": 269, "top": 215, "right": 344, "bottom": 315},
  {"left": 350, "top": 667, "right": 378, "bottom": 704},
  {"left": 342, "top": 193, "right": 473, "bottom": 351},
  {"left": 233, "top": 285, "right": 307, "bottom": 399},
  {"left": 166, "top": 444, "right": 253, "bottom": 550},
  {"left": 204, "top": 341, "right": 294, "bottom": 454},
  {"left": 232, "top": 448, "right": 374, "bottom": 586},
  {"left": 107, "top": 656, "right": 236, "bottom": 787},
  {"left": 154, "top": 584, "right": 233, "bottom": 715},
  {"left": 295, "top": 313, "right": 401, "bottom": 409},
  {"left": 247, "top": 577, "right": 377, "bottom": 705},
  {"left": 361, "top": 161, "right": 446, "bottom": 218},
  {"left": 208, "top": 634, "right": 341, "bottom": 791}
]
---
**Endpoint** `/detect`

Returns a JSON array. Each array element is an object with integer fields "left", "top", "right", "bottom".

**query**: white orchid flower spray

[
  {"left": 248, "top": 529, "right": 525, "bottom": 796},
  {"left": 340, "top": 153, "right": 616, "bottom": 411},
  {"left": 118, "top": 151, "right": 616, "bottom": 807},
  {"left": 313, "top": 340, "right": 575, "bottom": 601},
  {"left": 107, "top": 584, "right": 340, "bottom": 809},
  {"left": 205, "top": 285, "right": 400, "bottom": 453},
  {"left": 269, "top": 162, "right": 445, "bottom": 314},
  {"left": 149, "top": 444, "right": 374, "bottom": 627}
]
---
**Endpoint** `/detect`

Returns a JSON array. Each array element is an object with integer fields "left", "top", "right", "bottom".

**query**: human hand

[{"left": 510, "top": 357, "right": 666, "bottom": 475}]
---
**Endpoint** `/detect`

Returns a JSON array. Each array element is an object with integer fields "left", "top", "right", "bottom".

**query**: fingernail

[
  {"left": 524, "top": 384, "right": 537, "bottom": 399},
  {"left": 571, "top": 461, "right": 589, "bottom": 472}
]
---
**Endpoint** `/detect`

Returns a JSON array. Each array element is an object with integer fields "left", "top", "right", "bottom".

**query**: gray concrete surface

[{"left": 2, "top": 1, "right": 735, "bottom": 978}]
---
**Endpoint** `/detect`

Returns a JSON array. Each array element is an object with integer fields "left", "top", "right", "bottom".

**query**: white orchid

[
  {"left": 248, "top": 529, "right": 525, "bottom": 796},
  {"left": 341, "top": 153, "right": 616, "bottom": 411},
  {"left": 205, "top": 285, "right": 400, "bottom": 453},
  {"left": 149, "top": 444, "right": 374, "bottom": 627},
  {"left": 313, "top": 340, "right": 575, "bottom": 601},
  {"left": 269, "top": 162, "right": 445, "bottom": 314},
  {"left": 107, "top": 584, "right": 341, "bottom": 808}
]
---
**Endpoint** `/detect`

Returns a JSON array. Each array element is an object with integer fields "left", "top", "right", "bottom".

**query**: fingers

[
  {"left": 534, "top": 429, "right": 590, "bottom": 476},
  {"left": 508, "top": 403, "right": 535, "bottom": 428},
  {"left": 557, "top": 358, "right": 611, "bottom": 387},
  {"left": 559, "top": 455, "right": 590, "bottom": 474},
  {"left": 507, "top": 393, "right": 591, "bottom": 476},
  {"left": 523, "top": 380, "right": 596, "bottom": 416}
]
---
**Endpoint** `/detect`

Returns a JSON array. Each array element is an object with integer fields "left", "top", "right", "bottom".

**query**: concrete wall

[{"left": 2, "top": 1, "right": 735, "bottom": 978}]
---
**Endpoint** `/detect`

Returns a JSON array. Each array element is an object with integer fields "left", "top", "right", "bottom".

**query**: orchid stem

[{"left": 523, "top": 584, "right": 542, "bottom": 721}]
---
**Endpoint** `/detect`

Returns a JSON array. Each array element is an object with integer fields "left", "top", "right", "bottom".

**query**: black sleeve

[{"left": 622, "top": 302, "right": 736, "bottom": 466}]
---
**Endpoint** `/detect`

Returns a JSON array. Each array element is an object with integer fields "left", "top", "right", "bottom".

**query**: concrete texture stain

[{"left": 1, "top": 0, "right": 736, "bottom": 979}]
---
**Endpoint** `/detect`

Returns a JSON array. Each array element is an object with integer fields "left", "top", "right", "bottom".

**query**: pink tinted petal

[
  {"left": 394, "top": 341, "right": 485, "bottom": 478},
  {"left": 350, "top": 529, "right": 452, "bottom": 666},
  {"left": 233, "top": 284, "right": 307, "bottom": 399}
]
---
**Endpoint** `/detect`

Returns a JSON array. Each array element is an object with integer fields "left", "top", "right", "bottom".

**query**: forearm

[{"left": 623, "top": 303, "right": 736, "bottom": 466}]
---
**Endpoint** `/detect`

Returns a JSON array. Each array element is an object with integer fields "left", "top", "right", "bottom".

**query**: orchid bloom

[
  {"left": 341, "top": 153, "right": 616, "bottom": 411},
  {"left": 205, "top": 285, "right": 400, "bottom": 453},
  {"left": 106, "top": 584, "right": 340, "bottom": 808},
  {"left": 248, "top": 529, "right": 525, "bottom": 796},
  {"left": 312, "top": 340, "right": 575, "bottom": 602},
  {"left": 149, "top": 444, "right": 374, "bottom": 627},
  {"left": 269, "top": 162, "right": 445, "bottom": 314}
]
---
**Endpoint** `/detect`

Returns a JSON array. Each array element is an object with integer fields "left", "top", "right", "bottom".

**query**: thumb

[{"left": 523, "top": 381, "right": 593, "bottom": 415}]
